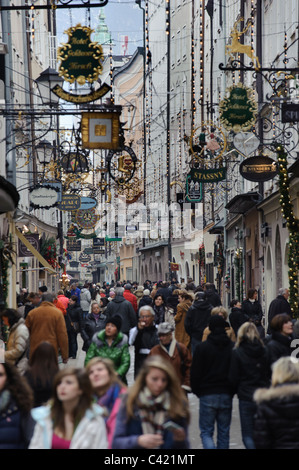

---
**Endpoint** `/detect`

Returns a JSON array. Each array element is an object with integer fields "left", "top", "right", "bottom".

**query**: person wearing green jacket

[{"left": 84, "top": 315, "right": 130, "bottom": 384}]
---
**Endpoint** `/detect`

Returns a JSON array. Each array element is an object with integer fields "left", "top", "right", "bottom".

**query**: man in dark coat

[
  {"left": 105, "top": 287, "right": 137, "bottom": 337},
  {"left": 156, "top": 281, "right": 172, "bottom": 302},
  {"left": 204, "top": 283, "right": 221, "bottom": 307},
  {"left": 267, "top": 288, "right": 291, "bottom": 334},
  {"left": 184, "top": 291, "right": 213, "bottom": 355}
]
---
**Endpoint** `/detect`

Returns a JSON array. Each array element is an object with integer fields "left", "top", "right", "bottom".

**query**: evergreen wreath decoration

[{"left": 40, "top": 237, "right": 59, "bottom": 269}]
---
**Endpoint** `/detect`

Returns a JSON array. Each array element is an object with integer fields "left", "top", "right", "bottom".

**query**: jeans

[
  {"left": 238, "top": 400, "right": 256, "bottom": 449},
  {"left": 68, "top": 328, "right": 78, "bottom": 358},
  {"left": 199, "top": 394, "right": 232, "bottom": 449}
]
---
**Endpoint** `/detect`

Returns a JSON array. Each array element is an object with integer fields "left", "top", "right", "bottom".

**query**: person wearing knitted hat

[
  {"left": 85, "top": 315, "right": 130, "bottom": 384},
  {"left": 190, "top": 315, "right": 234, "bottom": 449}
]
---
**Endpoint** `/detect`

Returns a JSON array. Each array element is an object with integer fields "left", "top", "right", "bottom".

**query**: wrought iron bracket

[{"left": 0, "top": 0, "right": 108, "bottom": 11}]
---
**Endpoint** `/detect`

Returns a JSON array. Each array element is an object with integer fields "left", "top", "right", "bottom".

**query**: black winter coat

[
  {"left": 264, "top": 331, "right": 294, "bottom": 365},
  {"left": 105, "top": 295, "right": 137, "bottom": 335},
  {"left": 205, "top": 288, "right": 221, "bottom": 307},
  {"left": 229, "top": 307, "right": 248, "bottom": 336},
  {"left": 241, "top": 299, "right": 263, "bottom": 325},
  {"left": 253, "top": 383, "right": 299, "bottom": 448},
  {"left": 184, "top": 299, "right": 213, "bottom": 341},
  {"left": 81, "top": 313, "right": 107, "bottom": 351},
  {"left": 190, "top": 330, "right": 234, "bottom": 397},
  {"left": 0, "top": 394, "right": 34, "bottom": 449},
  {"left": 267, "top": 295, "right": 292, "bottom": 333},
  {"left": 131, "top": 324, "right": 159, "bottom": 377},
  {"left": 65, "top": 303, "right": 84, "bottom": 332},
  {"left": 229, "top": 338, "right": 271, "bottom": 401},
  {"left": 138, "top": 295, "right": 153, "bottom": 312}
]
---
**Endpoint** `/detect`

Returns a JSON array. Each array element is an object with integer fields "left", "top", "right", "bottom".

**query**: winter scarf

[
  {"left": 96, "top": 383, "right": 122, "bottom": 420},
  {"left": 138, "top": 387, "right": 170, "bottom": 435}
]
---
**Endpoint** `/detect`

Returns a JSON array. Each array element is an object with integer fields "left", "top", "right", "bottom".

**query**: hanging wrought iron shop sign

[
  {"left": 240, "top": 155, "right": 278, "bottom": 182},
  {"left": 29, "top": 184, "right": 61, "bottom": 209},
  {"left": 185, "top": 175, "right": 203, "bottom": 203},
  {"left": 219, "top": 84, "right": 257, "bottom": 132},
  {"left": 53, "top": 24, "right": 111, "bottom": 104},
  {"left": 57, "top": 24, "right": 104, "bottom": 85},
  {"left": 81, "top": 111, "right": 121, "bottom": 150}
]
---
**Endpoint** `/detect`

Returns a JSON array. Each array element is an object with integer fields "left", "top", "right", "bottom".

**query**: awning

[
  {"left": 225, "top": 192, "right": 262, "bottom": 214},
  {"left": 15, "top": 228, "right": 56, "bottom": 274}
]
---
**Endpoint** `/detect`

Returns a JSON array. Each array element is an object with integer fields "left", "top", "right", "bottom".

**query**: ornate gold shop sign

[
  {"left": 220, "top": 83, "right": 257, "bottom": 133},
  {"left": 53, "top": 24, "right": 111, "bottom": 104}
]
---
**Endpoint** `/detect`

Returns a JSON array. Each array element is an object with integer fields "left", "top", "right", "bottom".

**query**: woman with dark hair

[
  {"left": 229, "top": 299, "right": 248, "bottom": 336},
  {"left": 29, "top": 368, "right": 108, "bottom": 449},
  {"left": 24, "top": 342, "right": 59, "bottom": 407},
  {"left": 153, "top": 294, "right": 166, "bottom": 325},
  {"left": 241, "top": 288, "right": 264, "bottom": 338},
  {"left": 0, "top": 308, "right": 29, "bottom": 375},
  {"left": 0, "top": 362, "right": 34, "bottom": 448},
  {"left": 265, "top": 313, "right": 295, "bottom": 365}
]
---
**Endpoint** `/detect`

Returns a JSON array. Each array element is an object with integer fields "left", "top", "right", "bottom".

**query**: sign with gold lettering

[
  {"left": 220, "top": 84, "right": 257, "bottom": 132},
  {"left": 57, "top": 24, "right": 104, "bottom": 85},
  {"left": 190, "top": 167, "right": 227, "bottom": 183},
  {"left": 240, "top": 155, "right": 277, "bottom": 182},
  {"left": 57, "top": 195, "right": 81, "bottom": 211}
]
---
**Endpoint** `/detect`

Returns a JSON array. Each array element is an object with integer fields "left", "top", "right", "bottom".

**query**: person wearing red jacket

[{"left": 123, "top": 284, "right": 138, "bottom": 314}]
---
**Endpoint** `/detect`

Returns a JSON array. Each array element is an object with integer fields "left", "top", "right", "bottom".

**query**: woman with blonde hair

[
  {"left": 229, "top": 322, "right": 271, "bottom": 449},
  {"left": 254, "top": 356, "right": 299, "bottom": 448},
  {"left": 86, "top": 357, "right": 127, "bottom": 448},
  {"left": 112, "top": 356, "right": 190, "bottom": 449},
  {"left": 29, "top": 368, "right": 107, "bottom": 449},
  {"left": 202, "top": 306, "right": 236, "bottom": 342}
]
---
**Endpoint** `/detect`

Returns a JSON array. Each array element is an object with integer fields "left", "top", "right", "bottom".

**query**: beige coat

[{"left": 5, "top": 318, "right": 29, "bottom": 374}]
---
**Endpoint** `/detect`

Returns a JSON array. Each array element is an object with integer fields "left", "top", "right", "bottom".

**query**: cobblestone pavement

[{"left": 61, "top": 336, "right": 244, "bottom": 450}]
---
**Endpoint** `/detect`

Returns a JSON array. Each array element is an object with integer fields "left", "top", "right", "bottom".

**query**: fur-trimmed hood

[{"left": 254, "top": 383, "right": 299, "bottom": 404}]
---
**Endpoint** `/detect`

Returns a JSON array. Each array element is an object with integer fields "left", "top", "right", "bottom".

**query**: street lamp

[
  {"left": 36, "top": 67, "right": 64, "bottom": 107},
  {"left": 35, "top": 139, "right": 54, "bottom": 166}
]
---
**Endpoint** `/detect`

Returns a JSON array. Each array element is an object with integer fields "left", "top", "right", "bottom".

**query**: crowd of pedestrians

[{"left": 1, "top": 278, "right": 299, "bottom": 449}]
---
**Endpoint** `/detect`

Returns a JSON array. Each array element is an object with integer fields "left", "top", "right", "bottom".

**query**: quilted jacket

[{"left": 84, "top": 329, "right": 130, "bottom": 381}]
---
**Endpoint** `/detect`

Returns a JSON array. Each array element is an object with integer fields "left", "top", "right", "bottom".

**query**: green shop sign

[
  {"left": 57, "top": 24, "right": 104, "bottom": 85},
  {"left": 190, "top": 167, "right": 227, "bottom": 183},
  {"left": 220, "top": 84, "right": 257, "bottom": 133}
]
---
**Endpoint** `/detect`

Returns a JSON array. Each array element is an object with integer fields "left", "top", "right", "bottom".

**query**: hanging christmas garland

[
  {"left": 199, "top": 243, "right": 205, "bottom": 266},
  {"left": 276, "top": 143, "right": 299, "bottom": 317},
  {"left": 40, "top": 237, "right": 59, "bottom": 269},
  {"left": 234, "top": 248, "right": 243, "bottom": 301}
]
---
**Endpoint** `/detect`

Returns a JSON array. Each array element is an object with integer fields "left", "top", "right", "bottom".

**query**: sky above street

[{"left": 56, "top": 0, "right": 143, "bottom": 56}]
